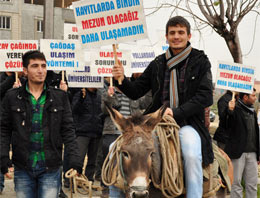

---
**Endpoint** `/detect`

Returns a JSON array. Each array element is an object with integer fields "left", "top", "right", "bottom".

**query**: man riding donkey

[{"left": 111, "top": 16, "right": 215, "bottom": 198}]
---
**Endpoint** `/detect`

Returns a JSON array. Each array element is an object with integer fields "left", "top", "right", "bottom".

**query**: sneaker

[{"left": 58, "top": 189, "right": 68, "bottom": 198}]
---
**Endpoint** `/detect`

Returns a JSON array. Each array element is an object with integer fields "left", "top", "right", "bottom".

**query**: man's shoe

[{"left": 59, "top": 189, "right": 68, "bottom": 198}]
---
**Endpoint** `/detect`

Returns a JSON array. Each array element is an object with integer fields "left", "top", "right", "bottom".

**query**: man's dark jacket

[
  {"left": 0, "top": 82, "right": 82, "bottom": 173},
  {"left": 213, "top": 91, "right": 232, "bottom": 144},
  {"left": 116, "top": 49, "right": 214, "bottom": 166},
  {"left": 72, "top": 89, "right": 103, "bottom": 138},
  {"left": 0, "top": 73, "right": 15, "bottom": 101},
  {"left": 224, "top": 101, "right": 259, "bottom": 159}
]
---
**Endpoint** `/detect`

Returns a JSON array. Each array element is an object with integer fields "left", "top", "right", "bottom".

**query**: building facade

[{"left": 0, "top": 0, "right": 76, "bottom": 40}]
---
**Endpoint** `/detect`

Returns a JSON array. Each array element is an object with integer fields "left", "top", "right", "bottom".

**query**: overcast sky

[{"left": 141, "top": 0, "right": 260, "bottom": 81}]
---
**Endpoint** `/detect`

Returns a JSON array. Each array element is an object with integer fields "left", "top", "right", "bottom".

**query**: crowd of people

[{"left": 0, "top": 15, "right": 260, "bottom": 198}]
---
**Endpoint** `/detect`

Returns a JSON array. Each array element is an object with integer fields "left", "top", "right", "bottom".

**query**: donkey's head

[{"left": 106, "top": 103, "right": 166, "bottom": 198}]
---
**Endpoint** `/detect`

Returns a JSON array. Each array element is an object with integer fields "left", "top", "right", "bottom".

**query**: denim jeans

[
  {"left": 179, "top": 125, "right": 203, "bottom": 198},
  {"left": 109, "top": 185, "right": 125, "bottom": 198},
  {"left": 0, "top": 173, "right": 4, "bottom": 191},
  {"left": 14, "top": 164, "right": 61, "bottom": 198}
]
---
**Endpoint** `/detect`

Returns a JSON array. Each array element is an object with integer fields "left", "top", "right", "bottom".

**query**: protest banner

[
  {"left": 72, "top": 0, "right": 148, "bottom": 48},
  {"left": 154, "top": 30, "right": 169, "bottom": 56},
  {"left": 40, "top": 39, "right": 85, "bottom": 71},
  {"left": 64, "top": 23, "right": 79, "bottom": 40},
  {"left": 90, "top": 49, "right": 132, "bottom": 77},
  {"left": 66, "top": 66, "right": 104, "bottom": 88},
  {"left": 130, "top": 46, "right": 155, "bottom": 73},
  {"left": 215, "top": 61, "right": 255, "bottom": 94},
  {"left": 0, "top": 40, "right": 38, "bottom": 72}
]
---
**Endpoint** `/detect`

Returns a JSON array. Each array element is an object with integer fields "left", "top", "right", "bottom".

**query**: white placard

[
  {"left": 90, "top": 49, "right": 132, "bottom": 77},
  {"left": 40, "top": 39, "right": 85, "bottom": 71},
  {"left": 215, "top": 61, "right": 255, "bottom": 94},
  {"left": 72, "top": 0, "right": 148, "bottom": 48},
  {"left": 0, "top": 40, "right": 38, "bottom": 71},
  {"left": 64, "top": 23, "right": 79, "bottom": 40},
  {"left": 131, "top": 46, "right": 155, "bottom": 73},
  {"left": 66, "top": 66, "right": 104, "bottom": 88},
  {"left": 154, "top": 30, "right": 168, "bottom": 56}
]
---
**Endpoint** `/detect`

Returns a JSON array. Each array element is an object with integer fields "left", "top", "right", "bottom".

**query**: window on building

[
  {"left": 37, "top": 20, "right": 43, "bottom": 32},
  {"left": 24, "top": 0, "right": 44, "bottom": 5},
  {"left": 1, "top": 0, "right": 11, "bottom": 2},
  {"left": 0, "top": 16, "right": 11, "bottom": 29}
]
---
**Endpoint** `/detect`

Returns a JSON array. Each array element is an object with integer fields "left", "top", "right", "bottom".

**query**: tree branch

[
  {"left": 219, "top": 0, "right": 225, "bottom": 21},
  {"left": 197, "top": 0, "right": 216, "bottom": 24},
  {"left": 203, "top": 0, "right": 214, "bottom": 17}
]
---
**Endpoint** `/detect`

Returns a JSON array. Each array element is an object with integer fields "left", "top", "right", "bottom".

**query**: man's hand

[
  {"left": 81, "top": 88, "right": 86, "bottom": 98},
  {"left": 5, "top": 167, "right": 13, "bottom": 179},
  {"left": 13, "top": 79, "right": 22, "bottom": 88},
  {"left": 108, "top": 86, "right": 114, "bottom": 97},
  {"left": 228, "top": 100, "right": 235, "bottom": 111},
  {"left": 112, "top": 60, "right": 124, "bottom": 81},
  {"left": 60, "top": 81, "right": 68, "bottom": 92},
  {"left": 163, "top": 107, "right": 173, "bottom": 117}
]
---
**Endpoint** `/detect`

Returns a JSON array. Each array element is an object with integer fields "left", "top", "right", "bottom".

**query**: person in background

[
  {"left": 71, "top": 87, "right": 103, "bottom": 182},
  {"left": 225, "top": 88, "right": 259, "bottom": 198},
  {"left": 0, "top": 50, "right": 82, "bottom": 198},
  {"left": 213, "top": 90, "right": 233, "bottom": 150}
]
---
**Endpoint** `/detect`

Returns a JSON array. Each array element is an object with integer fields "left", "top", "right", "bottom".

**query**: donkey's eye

[{"left": 122, "top": 151, "right": 129, "bottom": 159}]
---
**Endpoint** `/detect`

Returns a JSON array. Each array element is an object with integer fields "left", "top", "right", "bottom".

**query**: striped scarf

[{"left": 165, "top": 43, "right": 192, "bottom": 108}]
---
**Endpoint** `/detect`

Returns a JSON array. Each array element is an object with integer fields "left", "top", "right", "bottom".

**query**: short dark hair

[
  {"left": 22, "top": 50, "right": 46, "bottom": 68},
  {"left": 239, "top": 88, "right": 256, "bottom": 100},
  {"left": 166, "top": 16, "right": 191, "bottom": 35}
]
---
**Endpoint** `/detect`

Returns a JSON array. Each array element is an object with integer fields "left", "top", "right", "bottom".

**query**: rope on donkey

[
  {"left": 101, "top": 135, "right": 126, "bottom": 190},
  {"left": 152, "top": 115, "right": 184, "bottom": 198}
]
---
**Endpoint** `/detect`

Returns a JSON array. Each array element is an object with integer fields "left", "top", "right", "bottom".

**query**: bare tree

[{"left": 146, "top": 0, "right": 260, "bottom": 63}]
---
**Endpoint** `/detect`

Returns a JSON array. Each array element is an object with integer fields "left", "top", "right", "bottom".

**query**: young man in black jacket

[
  {"left": 112, "top": 16, "right": 213, "bottom": 198},
  {"left": 213, "top": 90, "right": 233, "bottom": 150},
  {"left": 225, "top": 88, "right": 259, "bottom": 198},
  {"left": 0, "top": 50, "right": 82, "bottom": 198},
  {"left": 71, "top": 88, "right": 103, "bottom": 182}
]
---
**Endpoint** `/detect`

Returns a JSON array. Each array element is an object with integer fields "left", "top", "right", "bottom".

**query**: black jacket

[
  {"left": 213, "top": 91, "right": 232, "bottom": 144},
  {"left": 115, "top": 49, "right": 214, "bottom": 166},
  {"left": 0, "top": 72, "right": 15, "bottom": 101},
  {"left": 0, "top": 83, "right": 82, "bottom": 173},
  {"left": 72, "top": 89, "right": 103, "bottom": 137},
  {"left": 224, "top": 101, "right": 259, "bottom": 159}
]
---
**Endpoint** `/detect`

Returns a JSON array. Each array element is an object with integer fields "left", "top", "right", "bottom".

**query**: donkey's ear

[
  {"left": 143, "top": 105, "right": 167, "bottom": 132},
  {"left": 104, "top": 101, "right": 129, "bottom": 133}
]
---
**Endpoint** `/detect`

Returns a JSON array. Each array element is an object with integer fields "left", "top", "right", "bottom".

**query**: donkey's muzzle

[{"left": 129, "top": 186, "right": 149, "bottom": 198}]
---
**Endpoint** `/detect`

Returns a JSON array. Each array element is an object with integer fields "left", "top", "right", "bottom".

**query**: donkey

[{"left": 104, "top": 104, "right": 232, "bottom": 198}]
